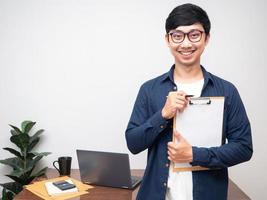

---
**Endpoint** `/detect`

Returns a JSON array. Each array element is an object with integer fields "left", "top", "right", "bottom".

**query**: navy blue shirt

[{"left": 125, "top": 65, "right": 253, "bottom": 200}]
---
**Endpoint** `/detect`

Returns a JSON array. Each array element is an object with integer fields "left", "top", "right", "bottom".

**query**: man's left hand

[{"left": 167, "top": 130, "right": 193, "bottom": 163}]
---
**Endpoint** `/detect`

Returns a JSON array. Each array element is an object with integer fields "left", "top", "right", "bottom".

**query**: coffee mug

[{"left": 53, "top": 156, "right": 72, "bottom": 176}]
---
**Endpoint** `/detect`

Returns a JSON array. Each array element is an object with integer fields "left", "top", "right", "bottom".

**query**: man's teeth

[{"left": 179, "top": 51, "right": 194, "bottom": 55}]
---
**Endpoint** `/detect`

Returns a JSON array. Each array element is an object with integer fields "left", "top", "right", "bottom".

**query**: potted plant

[{"left": 0, "top": 121, "right": 51, "bottom": 200}]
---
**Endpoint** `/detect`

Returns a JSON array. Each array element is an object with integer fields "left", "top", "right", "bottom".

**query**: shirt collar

[
  {"left": 160, "top": 64, "right": 214, "bottom": 86},
  {"left": 159, "top": 64, "right": 175, "bottom": 83}
]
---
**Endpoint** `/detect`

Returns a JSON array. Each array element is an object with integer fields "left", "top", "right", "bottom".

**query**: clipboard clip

[{"left": 189, "top": 97, "right": 211, "bottom": 105}]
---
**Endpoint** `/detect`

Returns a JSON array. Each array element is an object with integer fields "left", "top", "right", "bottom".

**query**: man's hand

[
  {"left": 161, "top": 91, "right": 188, "bottom": 119},
  {"left": 167, "top": 130, "right": 193, "bottom": 163}
]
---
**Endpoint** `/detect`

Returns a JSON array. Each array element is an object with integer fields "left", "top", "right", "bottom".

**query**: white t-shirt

[{"left": 165, "top": 79, "right": 204, "bottom": 200}]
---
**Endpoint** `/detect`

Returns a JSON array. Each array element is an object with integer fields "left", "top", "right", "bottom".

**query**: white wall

[{"left": 0, "top": 0, "right": 266, "bottom": 199}]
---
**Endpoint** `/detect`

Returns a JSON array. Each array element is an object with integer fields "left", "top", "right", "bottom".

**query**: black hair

[{"left": 165, "top": 3, "right": 211, "bottom": 35}]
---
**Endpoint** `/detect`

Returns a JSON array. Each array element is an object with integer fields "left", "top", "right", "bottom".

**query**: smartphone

[{"left": 52, "top": 180, "right": 76, "bottom": 190}]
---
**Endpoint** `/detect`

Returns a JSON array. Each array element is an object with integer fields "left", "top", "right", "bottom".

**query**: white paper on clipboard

[{"left": 173, "top": 96, "right": 225, "bottom": 172}]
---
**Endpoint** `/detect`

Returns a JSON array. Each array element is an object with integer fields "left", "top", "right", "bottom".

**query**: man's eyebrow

[{"left": 173, "top": 29, "right": 204, "bottom": 33}]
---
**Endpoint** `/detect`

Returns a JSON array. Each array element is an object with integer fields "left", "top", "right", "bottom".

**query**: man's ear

[
  {"left": 165, "top": 34, "right": 170, "bottom": 47},
  {"left": 205, "top": 34, "right": 210, "bottom": 46}
]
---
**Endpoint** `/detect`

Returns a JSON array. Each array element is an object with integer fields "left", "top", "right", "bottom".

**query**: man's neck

[{"left": 173, "top": 63, "right": 203, "bottom": 83}]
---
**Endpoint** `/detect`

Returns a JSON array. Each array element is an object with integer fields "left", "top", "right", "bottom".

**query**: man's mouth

[{"left": 178, "top": 50, "right": 195, "bottom": 56}]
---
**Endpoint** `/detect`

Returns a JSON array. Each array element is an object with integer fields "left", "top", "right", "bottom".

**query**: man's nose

[{"left": 180, "top": 36, "right": 192, "bottom": 48}]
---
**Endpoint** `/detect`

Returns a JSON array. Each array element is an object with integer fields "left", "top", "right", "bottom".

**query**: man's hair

[{"left": 165, "top": 3, "right": 211, "bottom": 35}]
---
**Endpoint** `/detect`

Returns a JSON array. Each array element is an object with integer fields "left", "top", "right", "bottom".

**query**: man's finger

[
  {"left": 168, "top": 141, "right": 179, "bottom": 150},
  {"left": 173, "top": 130, "right": 182, "bottom": 142},
  {"left": 167, "top": 149, "right": 176, "bottom": 156},
  {"left": 167, "top": 156, "right": 173, "bottom": 161}
]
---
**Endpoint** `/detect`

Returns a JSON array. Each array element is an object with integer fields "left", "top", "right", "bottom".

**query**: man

[{"left": 125, "top": 3, "right": 253, "bottom": 200}]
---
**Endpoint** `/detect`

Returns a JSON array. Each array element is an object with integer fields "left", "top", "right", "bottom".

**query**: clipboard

[{"left": 172, "top": 96, "right": 225, "bottom": 172}]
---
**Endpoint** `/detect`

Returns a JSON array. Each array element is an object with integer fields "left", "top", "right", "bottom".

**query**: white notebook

[{"left": 45, "top": 179, "right": 78, "bottom": 196}]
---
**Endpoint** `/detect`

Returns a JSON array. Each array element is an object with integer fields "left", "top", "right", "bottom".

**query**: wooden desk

[{"left": 15, "top": 168, "right": 250, "bottom": 200}]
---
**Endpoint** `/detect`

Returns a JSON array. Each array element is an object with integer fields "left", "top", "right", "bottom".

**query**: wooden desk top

[{"left": 14, "top": 168, "right": 250, "bottom": 200}]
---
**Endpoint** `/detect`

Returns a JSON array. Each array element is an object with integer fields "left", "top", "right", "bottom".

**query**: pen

[
  {"left": 185, "top": 95, "right": 194, "bottom": 98},
  {"left": 166, "top": 95, "right": 194, "bottom": 98}
]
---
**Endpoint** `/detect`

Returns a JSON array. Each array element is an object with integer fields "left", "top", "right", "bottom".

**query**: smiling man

[{"left": 125, "top": 3, "right": 253, "bottom": 200}]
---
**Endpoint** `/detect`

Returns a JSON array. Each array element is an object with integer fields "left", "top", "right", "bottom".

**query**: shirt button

[
  {"left": 160, "top": 125, "right": 164, "bottom": 129},
  {"left": 173, "top": 86, "right": 177, "bottom": 90},
  {"left": 164, "top": 182, "right": 167, "bottom": 187},
  {"left": 165, "top": 163, "right": 169, "bottom": 167}
]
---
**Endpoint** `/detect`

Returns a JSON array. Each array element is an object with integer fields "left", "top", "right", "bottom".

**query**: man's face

[{"left": 166, "top": 23, "right": 209, "bottom": 67}]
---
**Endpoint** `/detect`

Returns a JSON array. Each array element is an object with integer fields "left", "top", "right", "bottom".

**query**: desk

[{"left": 15, "top": 168, "right": 250, "bottom": 200}]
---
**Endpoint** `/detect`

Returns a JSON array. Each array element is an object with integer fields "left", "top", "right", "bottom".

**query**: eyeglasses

[{"left": 168, "top": 29, "right": 204, "bottom": 43}]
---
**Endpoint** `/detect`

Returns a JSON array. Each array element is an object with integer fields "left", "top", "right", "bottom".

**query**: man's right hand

[{"left": 161, "top": 91, "right": 188, "bottom": 119}]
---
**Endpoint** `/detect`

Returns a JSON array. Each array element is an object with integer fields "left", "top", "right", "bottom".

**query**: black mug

[{"left": 53, "top": 156, "right": 72, "bottom": 176}]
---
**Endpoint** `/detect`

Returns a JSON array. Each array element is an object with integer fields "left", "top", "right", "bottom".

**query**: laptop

[{"left": 76, "top": 149, "right": 142, "bottom": 189}]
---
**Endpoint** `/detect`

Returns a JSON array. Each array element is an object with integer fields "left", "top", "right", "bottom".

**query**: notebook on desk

[{"left": 76, "top": 149, "right": 142, "bottom": 189}]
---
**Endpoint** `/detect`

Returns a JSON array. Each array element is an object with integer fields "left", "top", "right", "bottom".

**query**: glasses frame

[{"left": 168, "top": 29, "right": 205, "bottom": 44}]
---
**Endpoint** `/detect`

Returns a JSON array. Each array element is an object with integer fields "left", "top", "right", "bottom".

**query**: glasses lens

[
  {"left": 170, "top": 31, "right": 184, "bottom": 43},
  {"left": 188, "top": 30, "right": 202, "bottom": 42}
]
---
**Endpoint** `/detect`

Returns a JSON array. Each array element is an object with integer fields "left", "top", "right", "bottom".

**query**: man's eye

[
  {"left": 191, "top": 33, "right": 200, "bottom": 38},
  {"left": 189, "top": 31, "right": 201, "bottom": 38},
  {"left": 173, "top": 33, "right": 183, "bottom": 39}
]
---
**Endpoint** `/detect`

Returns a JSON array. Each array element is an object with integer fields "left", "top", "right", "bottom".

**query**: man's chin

[{"left": 175, "top": 59, "right": 198, "bottom": 68}]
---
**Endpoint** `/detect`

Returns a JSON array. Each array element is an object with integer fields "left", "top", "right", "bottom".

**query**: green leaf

[
  {"left": 9, "top": 169, "right": 25, "bottom": 177},
  {"left": 28, "top": 129, "right": 45, "bottom": 151},
  {"left": 0, "top": 157, "right": 23, "bottom": 170},
  {"left": 32, "top": 152, "right": 51, "bottom": 157},
  {"left": 0, "top": 182, "right": 23, "bottom": 194},
  {"left": 2, "top": 188, "right": 6, "bottom": 200},
  {"left": 21, "top": 121, "right": 36, "bottom": 134},
  {"left": 9, "top": 165, "right": 34, "bottom": 177},
  {"left": 26, "top": 153, "right": 35, "bottom": 160},
  {"left": 21, "top": 121, "right": 33, "bottom": 133},
  {"left": 23, "top": 156, "right": 48, "bottom": 176},
  {"left": 29, "top": 129, "right": 44, "bottom": 143},
  {"left": 23, "top": 167, "right": 34, "bottom": 179},
  {"left": 10, "top": 133, "right": 30, "bottom": 151},
  {"left": 9, "top": 124, "right": 22, "bottom": 134},
  {"left": 2, "top": 188, "right": 15, "bottom": 200},
  {"left": 3, "top": 148, "right": 22, "bottom": 159},
  {"left": 6, "top": 175, "right": 28, "bottom": 185},
  {"left": 30, "top": 167, "right": 48, "bottom": 179},
  {"left": 27, "top": 137, "right": 40, "bottom": 152},
  {"left": 26, "top": 155, "right": 43, "bottom": 168},
  {"left": 10, "top": 129, "right": 18, "bottom": 136}
]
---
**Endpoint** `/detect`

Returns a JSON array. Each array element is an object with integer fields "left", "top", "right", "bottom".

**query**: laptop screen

[{"left": 76, "top": 150, "right": 140, "bottom": 188}]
